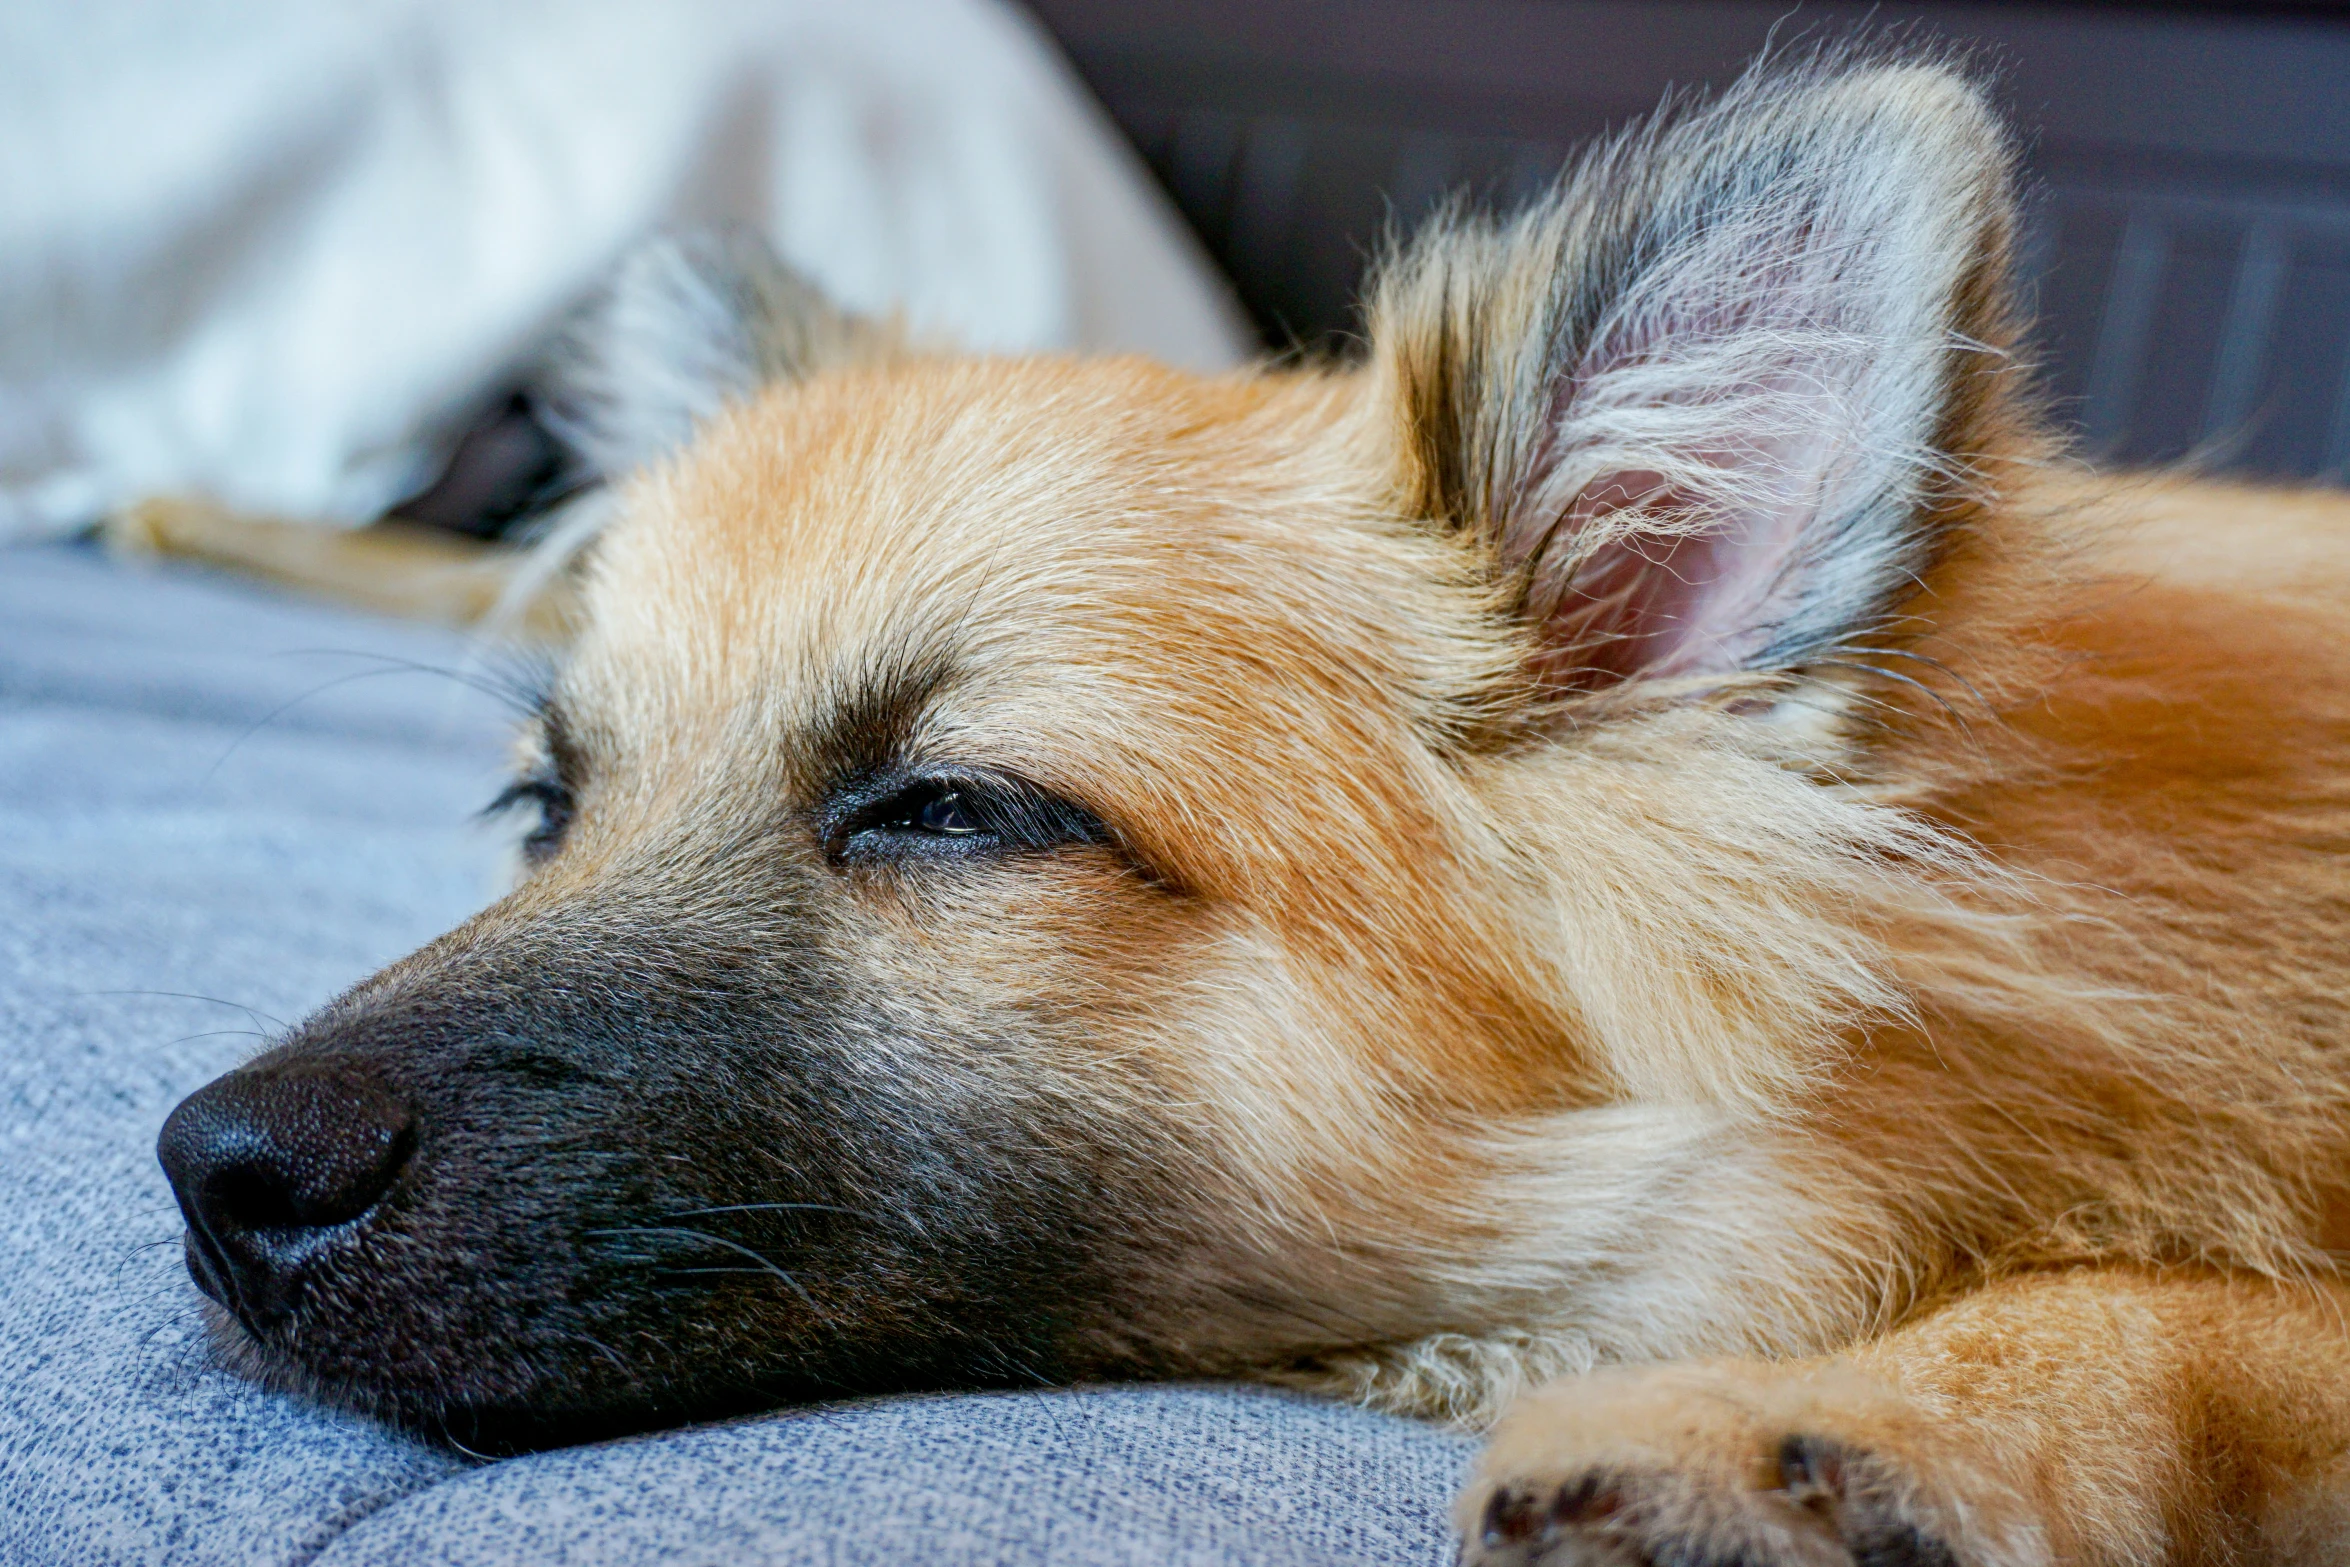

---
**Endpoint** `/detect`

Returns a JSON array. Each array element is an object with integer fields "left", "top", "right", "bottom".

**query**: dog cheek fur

[
  {"left": 1176, "top": 720, "right": 1953, "bottom": 1423},
  {"left": 978, "top": 712, "right": 1940, "bottom": 1409}
]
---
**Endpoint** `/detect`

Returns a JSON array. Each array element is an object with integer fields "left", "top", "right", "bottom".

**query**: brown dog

[{"left": 156, "top": 56, "right": 2350, "bottom": 1565}]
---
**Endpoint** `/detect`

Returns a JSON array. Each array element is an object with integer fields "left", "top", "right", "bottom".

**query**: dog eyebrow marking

[{"left": 807, "top": 644, "right": 961, "bottom": 784}]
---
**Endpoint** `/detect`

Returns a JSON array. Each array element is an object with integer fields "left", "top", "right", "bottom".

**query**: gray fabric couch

[{"left": 0, "top": 543, "right": 1474, "bottom": 1564}]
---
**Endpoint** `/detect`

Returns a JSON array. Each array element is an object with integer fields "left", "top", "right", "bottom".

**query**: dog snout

[{"left": 157, "top": 1064, "right": 415, "bottom": 1329}]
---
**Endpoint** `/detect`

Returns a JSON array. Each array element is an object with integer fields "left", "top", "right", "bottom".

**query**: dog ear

[
  {"left": 538, "top": 226, "right": 876, "bottom": 481},
  {"left": 1370, "top": 59, "right": 2022, "bottom": 699}
]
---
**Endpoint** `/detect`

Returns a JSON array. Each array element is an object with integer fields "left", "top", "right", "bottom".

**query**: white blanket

[{"left": 0, "top": 0, "right": 1251, "bottom": 542}]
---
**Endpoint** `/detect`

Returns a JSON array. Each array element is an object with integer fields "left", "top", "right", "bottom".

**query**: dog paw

[
  {"left": 1462, "top": 1432, "right": 1954, "bottom": 1566},
  {"left": 1454, "top": 1363, "right": 2046, "bottom": 1567}
]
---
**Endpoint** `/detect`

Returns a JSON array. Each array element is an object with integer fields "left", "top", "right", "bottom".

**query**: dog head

[{"left": 160, "top": 58, "right": 2027, "bottom": 1443}]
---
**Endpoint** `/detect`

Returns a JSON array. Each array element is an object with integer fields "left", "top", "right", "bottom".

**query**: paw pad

[
  {"left": 1778, "top": 1433, "right": 1850, "bottom": 1508},
  {"left": 1478, "top": 1475, "right": 1628, "bottom": 1550},
  {"left": 1464, "top": 1437, "right": 1969, "bottom": 1567}
]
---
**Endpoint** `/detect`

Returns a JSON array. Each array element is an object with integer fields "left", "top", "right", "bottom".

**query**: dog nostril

[
  {"left": 204, "top": 1161, "right": 314, "bottom": 1233},
  {"left": 157, "top": 1064, "right": 415, "bottom": 1326}
]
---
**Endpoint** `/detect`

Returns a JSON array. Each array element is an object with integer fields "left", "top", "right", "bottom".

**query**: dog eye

[
  {"left": 484, "top": 777, "right": 576, "bottom": 864},
  {"left": 830, "top": 774, "right": 1107, "bottom": 863},
  {"left": 911, "top": 790, "right": 980, "bottom": 836},
  {"left": 874, "top": 783, "right": 989, "bottom": 843}
]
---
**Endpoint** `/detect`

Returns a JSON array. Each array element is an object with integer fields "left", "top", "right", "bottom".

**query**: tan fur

[
  {"left": 142, "top": 60, "right": 2350, "bottom": 1567},
  {"left": 516, "top": 346, "right": 2350, "bottom": 1560}
]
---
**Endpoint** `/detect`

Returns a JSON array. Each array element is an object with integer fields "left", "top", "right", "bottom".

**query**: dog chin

[
  {"left": 188, "top": 1267, "right": 1128, "bottom": 1455},
  {"left": 192, "top": 1295, "right": 684, "bottom": 1454}
]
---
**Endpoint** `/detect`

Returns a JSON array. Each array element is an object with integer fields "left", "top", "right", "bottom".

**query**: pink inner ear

[{"left": 1516, "top": 438, "right": 1826, "bottom": 692}]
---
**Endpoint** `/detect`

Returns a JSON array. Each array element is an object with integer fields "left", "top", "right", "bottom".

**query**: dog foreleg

[
  {"left": 1456, "top": 1266, "right": 2350, "bottom": 1566},
  {"left": 102, "top": 496, "right": 576, "bottom": 638}
]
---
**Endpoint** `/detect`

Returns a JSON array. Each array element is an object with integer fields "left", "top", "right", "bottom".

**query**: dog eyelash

[
  {"left": 483, "top": 776, "right": 576, "bottom": 864},
  {"left": 828, "top": 774, "right": 1106, "bottom": 864}
]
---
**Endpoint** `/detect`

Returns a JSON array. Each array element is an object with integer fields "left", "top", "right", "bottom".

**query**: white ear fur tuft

[
  {"left": 1373, "top": 58, "right": 2022, "bottom": 695},
  {"left": 537, "top": 226, "right": 877, "bottom": 481}
]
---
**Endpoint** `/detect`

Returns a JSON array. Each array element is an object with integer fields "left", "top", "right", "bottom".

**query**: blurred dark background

[{"left": 1026, "top": 0, "right": 2350, "bottom": 481}]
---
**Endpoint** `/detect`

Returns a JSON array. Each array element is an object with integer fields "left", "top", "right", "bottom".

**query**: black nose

[{"left": 157, "top": 1064, "right": 415, "bottom": 1331}]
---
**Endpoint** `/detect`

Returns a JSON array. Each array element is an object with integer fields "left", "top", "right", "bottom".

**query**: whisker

[
  {"left": 586, "top": 1226, "right": 819, "bottom": 1312},
  {"left": 657, "top": 1202, "right": 872, "bottom": 1223},
  {"left": 269, "top": 647, "right": 549, "bottom": 719},
  {"left": 116, "top": 1238, "right": 188, "bottom": 1282},
  {"left": 137, "top": 1306, "right": 208, "bottom": 1349},
  {"left": 981, "top": 1343, "right": 1072, "bottom": 1439},
  {"left": 154, "top": 1028, "right": 273, "bottom": 1056},
  {"left": 436, "top": 1416, "right": 497, "bottom": 1464},
  {"left": 652, "top": 1266, "right": 787, "bottom": 1277},
  {"left": 568, "top": 1333, "right": 633, "bottom": 1376},
  {"left": 82, "top": 990, "right": 289, "bottom": 1033},
  {"left": 200, "top": 667, "right": 454, "bottom": 788}
]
